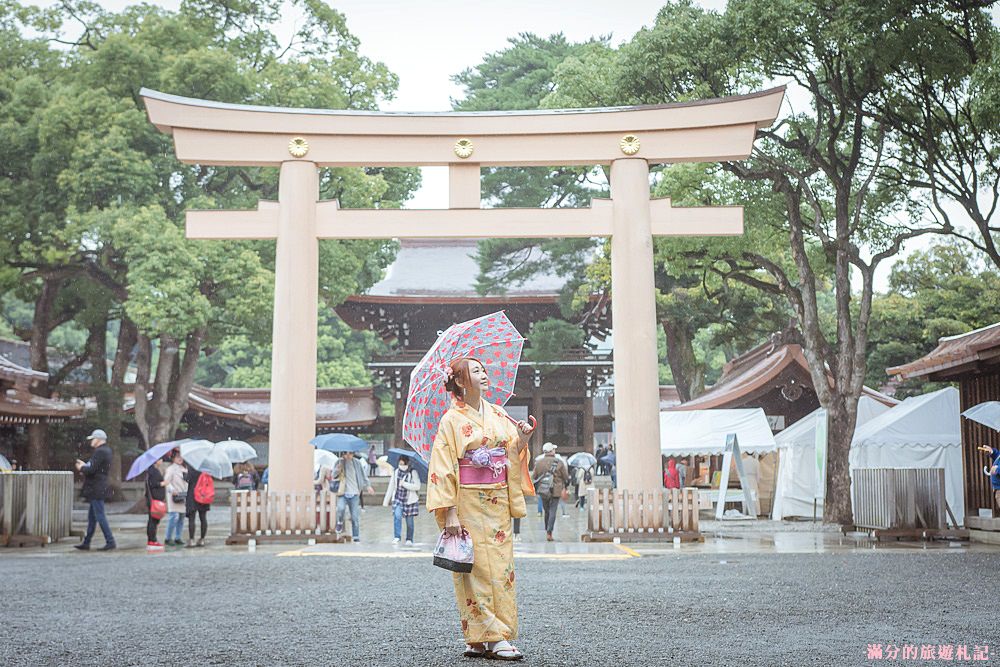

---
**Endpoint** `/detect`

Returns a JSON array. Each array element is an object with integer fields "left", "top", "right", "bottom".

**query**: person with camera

[{"left": 74, "top": 429, "right": 116, "bottom": 551}]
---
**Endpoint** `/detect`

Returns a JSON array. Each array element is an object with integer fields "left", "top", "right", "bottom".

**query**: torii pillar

[{"left": 141, "top": 87, "right": 784, "bottom": 500}]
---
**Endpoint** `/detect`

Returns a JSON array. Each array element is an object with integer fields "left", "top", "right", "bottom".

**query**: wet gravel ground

[{"left": 1, "top": 548, "right": 995, "bottom": 666}]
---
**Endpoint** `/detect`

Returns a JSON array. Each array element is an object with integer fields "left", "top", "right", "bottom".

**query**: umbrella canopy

[
  {"left": 567, "top": 452, "right": 597, "bottom": 469},
  {"left": 0, "top": 453, "right": 11, "bottom": 471},
  {"left": 310, "top": 433, "right": 369, "bottom": 454},
  {"left": 126, "top": 438, "right": 193, "bottom": 480},
  {"left": 180, "top": 439, "right": 234, "bottom": 479},
  {"left": 386, "top": 447, "right": 429, "bottom": 482},
  {"left": 216, "top": 440, "right": 258, "bottom": 463},
  {"left": 375, "top": 455, "right": 394, "bottom": 476},
  {"left": 962, "top": 401, "right": 1000, "bottom": 432},
  {"left": 403, "top": 310, "right": 525, "bottom": 460},
  {"left": 314, "top": 449, "right": 339, "bottom": 472}
]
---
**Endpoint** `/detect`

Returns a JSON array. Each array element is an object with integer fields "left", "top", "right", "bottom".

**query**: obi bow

[{"left": 467, "top": 445, "right": 509, "bottom": 478}]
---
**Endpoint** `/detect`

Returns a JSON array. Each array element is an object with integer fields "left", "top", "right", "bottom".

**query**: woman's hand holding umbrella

[{"left": 513, "top": 415, "right": 537, "bottom": 453}]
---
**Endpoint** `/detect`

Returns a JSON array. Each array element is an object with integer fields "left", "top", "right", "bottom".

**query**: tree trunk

[
  {"left": 25, "top": 277, "right": 60, "bottom": 470},
  {"left": 133, "top": 328, "right": 204, "bottom": 447},
  {"left": 26, "top": 422, "right": 49, "bottom": 470},
  {"left": 661, "top": 319, "right": 705, "bottom": 403},
  {"left": 824, "top": 398, "right": 859, "bottom": 526},
  {"left": 85, "top": 318, "right": 125, "bottom": 495}
]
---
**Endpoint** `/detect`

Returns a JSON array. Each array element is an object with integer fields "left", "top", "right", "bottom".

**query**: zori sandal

[
  {"left": 464, "top": 643, "right": 487, "bottom": 658},
  {"left": 486, "top": 641, "right": 524, "bottom": 661}
]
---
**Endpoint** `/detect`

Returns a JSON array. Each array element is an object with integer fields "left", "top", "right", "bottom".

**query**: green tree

[
  {"left": 868, "top": 240, "right": 1000, "bottom": 395},
  {"left": 536, "top": 0, "right": 1000, "bottom": 524},
  {"left": 0, "top": 1, "right": 419, "bottom": 470}
]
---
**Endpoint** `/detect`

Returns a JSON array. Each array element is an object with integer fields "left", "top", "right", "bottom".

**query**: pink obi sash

[{"left": 459, "top": 446, "right": 509, "bottom": 485}]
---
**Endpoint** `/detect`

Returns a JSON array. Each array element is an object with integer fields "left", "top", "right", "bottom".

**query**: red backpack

[{"left": 194, "top": 474, "right": 215, "bottom": 505}]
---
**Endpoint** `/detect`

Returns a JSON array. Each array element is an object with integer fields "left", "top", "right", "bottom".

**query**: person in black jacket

[
  {"left": 74, "top": 429, "right": 116, "bottom": 551},
  {"left": 185, "top": 467, "right": 210, "bottom": 548},
  {"left": 145, "top": 461, "right": 167, "bottom": 548}
]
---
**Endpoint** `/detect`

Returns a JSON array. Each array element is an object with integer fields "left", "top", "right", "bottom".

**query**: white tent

[
  {"left": 771, "top": 396, "right": 891, "bottom": 520},
  {"left": 850, "top": 387, "right": 964, "bottom": 526},
  {"left": 660, "top": 409, "right": 777, "bottom": 456}
]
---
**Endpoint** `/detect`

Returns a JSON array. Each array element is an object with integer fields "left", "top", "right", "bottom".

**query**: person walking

[
  {"left": 367, "top": 445, "right": 378, "bottom": 477},
  {"left": 185, "top": 467, "right": 212, "bottom": 548},
  {"left": 573, "top": 466, "right": 590, "bottom": 510},
  {"left": 333, "top": 450, "right": 374, "bottom": 543},
  {"left": 74, "top": 429, "right": 116, "bottom": 551},
  {"left": 532, "top": 442, "right": 570, "bottom": 542},
  {"left": 427, "top": 356, "right": 535, "bottom": 660},
  {"left": 383, "top": 454, "right": 421, "bottom": 545},
  {"left": 145, "top": 459, "right": 167, "bottom": 548},
  {"left": 163, "top": 450, "right": 187, "bottom": 546}
]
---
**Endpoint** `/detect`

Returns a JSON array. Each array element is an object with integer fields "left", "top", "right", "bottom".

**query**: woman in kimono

[{"left": 427, "top": 356, "right": 535, "bottom": 661}]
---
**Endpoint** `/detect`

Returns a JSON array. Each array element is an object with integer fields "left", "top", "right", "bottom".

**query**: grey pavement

[{"left": 2, "top": 503, "right": 996, "bottom": 666}]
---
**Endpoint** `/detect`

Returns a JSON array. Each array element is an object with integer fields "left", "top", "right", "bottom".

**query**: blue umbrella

[
  {"left": 310, "top": 433, "right": 369, "bottom": 454},
  {"left": 125, "top": 438, "right": 193, "bottom": 480},
  {"left": 386, "top": 447, "right": 428, "bottom": 482}
]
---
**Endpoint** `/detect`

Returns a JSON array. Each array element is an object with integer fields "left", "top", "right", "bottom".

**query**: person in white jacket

[
  {"left": 163, "top": 451, "right": 188, "bottom": 547},
  {"left": 382, "top": 456, "right": 421, "bottom": 545}
]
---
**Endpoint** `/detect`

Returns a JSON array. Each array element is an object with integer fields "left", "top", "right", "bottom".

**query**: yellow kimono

[{"left": 426, "top": 399, "right": 534, "bottom": 644}]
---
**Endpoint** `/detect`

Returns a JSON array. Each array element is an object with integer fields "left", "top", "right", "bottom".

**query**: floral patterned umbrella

[{"left": 403, "top": 311, "right": 525, "bottom": 461}]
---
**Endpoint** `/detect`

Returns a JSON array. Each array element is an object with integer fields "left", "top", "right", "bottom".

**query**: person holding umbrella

[
  {"left": 332, "top": 451, "right": 374, "bottom": 543},
  {"left": 145, "top": 457, "right": 168, "bottom": 548},
  {"left": 427, "top": 356, "right": 536, "bottom": 661},
  {"left": 164, "top": 450, "right": 187, "bottom": 546},
  {"left": 184, "top": 467, "right": 212, "bottom": 548},
  {"left": 382, "top": 453, "right": 421, "bottom": 545}
]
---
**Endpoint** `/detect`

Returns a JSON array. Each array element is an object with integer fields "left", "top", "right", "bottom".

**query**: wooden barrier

[
  {"left": 228, "top": 490, "right": 349, "bottom": 544},
  {"left": 851, "top": 468, "right": 967, "bottom": 541},
  {"left": 0, "top": 472, "right": 74, "bottom": 546},
  {"left": 583, "top": 487, "right": 702, "bottom": 542}
]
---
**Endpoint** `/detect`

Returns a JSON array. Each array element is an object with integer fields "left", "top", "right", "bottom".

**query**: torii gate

[{"left": 141, "top": 87, "right": 784, "bottom": 500}]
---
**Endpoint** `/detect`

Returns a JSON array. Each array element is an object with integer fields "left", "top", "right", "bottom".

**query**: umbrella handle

[{"left": 505, "top": 414, "right": 537, "bottom": 432}]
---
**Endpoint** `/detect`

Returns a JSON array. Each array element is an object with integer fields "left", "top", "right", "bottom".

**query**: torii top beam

[{"left": 140, "top": 87, "right": 785, "bottom": 168}]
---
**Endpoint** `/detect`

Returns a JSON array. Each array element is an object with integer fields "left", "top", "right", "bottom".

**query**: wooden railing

[
  {"left": 1, "top": 472, "right": 74, "bottom": 545},
  {"left": 851, "top": 468, "right": 953, "bottom": 530},
  {"left": 229, "top": 490, "right": 350, "bottom": 543},
  {"left": 584, "top": 487, "right": 701, "bottom": 542}
]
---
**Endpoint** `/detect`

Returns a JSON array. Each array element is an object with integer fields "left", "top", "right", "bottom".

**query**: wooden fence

[
  {"left": 0, "top": 472, "right": 74, "bottom": 545},
  {"left": 229, "top": 490, "right": 348, "bottom": 543},
  {"left": 584, "top": 487, "right": 701, "bottom": 542},
  {"left": 851, "top": 468, "right": 952, "bottom": 531}
]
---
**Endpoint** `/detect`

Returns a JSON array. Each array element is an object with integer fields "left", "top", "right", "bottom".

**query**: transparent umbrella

[
  {"left": 180, "top": 440, "right": 234, "bottom": 479},
  {"left": 567, "top": 452, "right": 597, "bottom": 469},
  {"left": 0, "top": 453, "right": 11, "bottom": 471},
  {"left": 314, "top": 449, "right": 339, "bottom": 473},
  {"left": 216, "top": 440, "right": 258, "bottom": 463},
  {"left": 962, "top": 401, "right": 1000, "bottom": 432}
]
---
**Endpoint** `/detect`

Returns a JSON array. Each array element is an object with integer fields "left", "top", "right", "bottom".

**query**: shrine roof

[
  {"left": 672, "top": 339, "right": 897, "bottom": 411},
  {"left": 346, "top": 239, "right": 567, "bottom": 303},
  {"left": 0, "top": 355, "right": 84, "bottom": 422},
  {"left": 0, "top": 388, "right": 84, "bottom": 423},
  {"left": 888, "top": 321, "right": 1000, "bottom": 380},
  {"left": 123, "top": 386, "right": 378, "bottom": 429}
]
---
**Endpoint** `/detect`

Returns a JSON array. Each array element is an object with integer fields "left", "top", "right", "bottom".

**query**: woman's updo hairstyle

[{"left": 444, "top": 357, "right": 482, "bottom": 399}]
